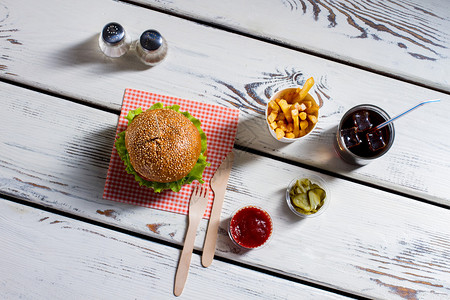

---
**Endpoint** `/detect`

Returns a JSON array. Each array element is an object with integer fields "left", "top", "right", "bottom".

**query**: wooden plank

[
  {"left": 1, "top": 83, "right": 450, "bottom": 299},
  {"left": 132, "top": 0, "right": 450, "bottom": 92},
  {"left": 0, "top": 0, "right": 449, "bottom": 205},
  {"left": 226, "top": 150, "right": 450, "bottom": 300},
  {"left": 1, "top": 3, "right": 449, "bottom": 206},
  {"left": 1, "top": 0, "right": 447, "bottom": 110},
  {"left": 0, "top": 198, "right": 348, "bottom": 299}
]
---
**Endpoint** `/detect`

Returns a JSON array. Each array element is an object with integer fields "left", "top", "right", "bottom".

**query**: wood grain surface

[
  {"left": 0, "top": 0, "right": 448, "bottom": 207},
  {"left": 0, "top": 198, "right": 349, "bottom": 299},
  {"left": 1, "top": 83, "right": 449, "bottom": 299},
  {"left": 1, "top": 0, "right": 449, "bottom": 299},
  {"left": 132, "top": 0, "right": 450, "bottom": 92}
]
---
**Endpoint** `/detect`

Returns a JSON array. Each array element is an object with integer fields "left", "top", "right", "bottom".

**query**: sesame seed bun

[{"left": 125, "top": 108, "right": 202, "bottom": 183}]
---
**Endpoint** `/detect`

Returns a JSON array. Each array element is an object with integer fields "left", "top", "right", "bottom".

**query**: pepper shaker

[
  {"left": 99, "top": 22, "right": 131, "bottom": 58},
  {"left": 135, "top": 30, "right": 168, "bottom": 66}
]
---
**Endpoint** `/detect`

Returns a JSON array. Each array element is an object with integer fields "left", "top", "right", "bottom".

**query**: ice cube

[
  {"left": 341, "top": 127, "right": 362, "bottom": 148},
  {"left": 353, "top": 111, "right": 373, "bottom": 132},
  {"left": 366, "top": 130, "right": 386, "bottom": 151}
]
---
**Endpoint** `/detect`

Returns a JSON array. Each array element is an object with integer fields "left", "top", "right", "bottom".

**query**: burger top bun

[{"left": 125, "top": 108, "right": 202, "bottom": 183}]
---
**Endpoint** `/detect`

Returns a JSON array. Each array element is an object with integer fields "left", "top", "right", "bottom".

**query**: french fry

[
  {"left": 268, "top": 111, "right": 278, "bottom": 123},
  {"left": 286, "top": 122, "right": 294, "bottom": 133},
  {"left": 300, "top": 120, "right": 309, "bottom": 130},
  {"left": 285, "top": 132, "right": 295, "bottom": 139},
  {"left": 277, "top": 99, "right": 292, "bottom": 123},
  {"left": 308, "top": 114, "right": 318, "bottom": 124},
  {"left": 291, "top": 108, "right": 300, "bottom": 137},
  {"left": 293, "top": 102, "right": 307, "bottom": 112},
  {"left": 298, "top": 103, "right": 307, "bottom": 111},
  {"left": 298, "top": 77, "right": 314, "bottom": 101},
  {"left": 275, "top": 128, "right": 285, "bottom": 140},
  {"left": 306, "top": 105, "right": 319, "bottom": 114},
  {"left": 303, "top": 100, "right": 312, "bottom": 109},
  {"left": 268, "top": 100, "right": 280, "bottom": 112},
  {"left": 299, "top": 112, "right": 307, "bottom": 120},
  {"left": 275, "top": 112, "right": 285, "bottom": 121},
  {"left": 277, "top": 120, "right": 287, "bottom": 131},
  {"left": 269, "top": 121, "right": 278, "bottom": 130}
]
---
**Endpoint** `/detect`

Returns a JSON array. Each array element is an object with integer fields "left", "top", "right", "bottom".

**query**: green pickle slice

[
  {"left": 289, "top": 178, "right": 326, "bottom": 215},
  {"left": 292, "top": 193, "right": 311, "bottom": 212}
]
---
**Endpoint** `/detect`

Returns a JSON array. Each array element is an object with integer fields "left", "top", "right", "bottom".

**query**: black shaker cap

[
  {"left": 139, "top": 30, "right": 163, "bottom": 51},
  {"left": 102, "top": 22, "right": 125, "bottom": 45}
]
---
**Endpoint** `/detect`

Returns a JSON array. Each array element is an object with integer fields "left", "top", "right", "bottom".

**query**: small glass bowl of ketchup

[{"left": 228, "top": 206, "right": 273, "bottom": 249}]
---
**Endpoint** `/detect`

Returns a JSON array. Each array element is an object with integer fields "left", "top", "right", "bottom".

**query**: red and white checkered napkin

[{"left": 103, "top": 89, "right": 240, "bottom": 219}]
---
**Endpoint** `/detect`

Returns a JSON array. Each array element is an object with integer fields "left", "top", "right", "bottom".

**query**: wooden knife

[{"left": 202, "top": 151, "right": 234, "bottom": 267}]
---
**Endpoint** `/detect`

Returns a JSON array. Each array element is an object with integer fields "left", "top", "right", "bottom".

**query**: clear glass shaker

[
  {"left": 135, "top": 30, "right": 168, "bottom": 66},
  {"left": 99, "top": 22, "right": 131, "bottom": 58}
]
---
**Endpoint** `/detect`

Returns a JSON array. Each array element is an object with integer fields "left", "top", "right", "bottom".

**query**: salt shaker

[
  {"left": 99, "top": 22, "right": 131, "bottom": 58},
  {"left": 135, "top": 30, "right": 168, "bottom": 66}
]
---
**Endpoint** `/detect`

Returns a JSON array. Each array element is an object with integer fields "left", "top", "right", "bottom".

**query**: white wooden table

[{"left": 1, "top": 0, "right": 449, "bottom": 299}]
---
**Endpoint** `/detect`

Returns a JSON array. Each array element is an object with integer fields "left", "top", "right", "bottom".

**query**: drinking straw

[{"left": 375, "top": 99, "right": 441, "bottom": 130}]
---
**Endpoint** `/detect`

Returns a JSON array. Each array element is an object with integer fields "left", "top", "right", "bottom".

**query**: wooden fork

[{"left": 174, "top": 185, "right": 209, "bottom": 296}]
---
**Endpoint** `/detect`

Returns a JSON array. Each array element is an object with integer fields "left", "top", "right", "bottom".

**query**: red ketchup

[{"left": 229, "top": 206, "right": 273, "bottom": 249}]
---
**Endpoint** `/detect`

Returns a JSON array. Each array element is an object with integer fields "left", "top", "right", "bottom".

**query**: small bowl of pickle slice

[{"left": 286, "top": 175, "right": 330, "bottom": 217}]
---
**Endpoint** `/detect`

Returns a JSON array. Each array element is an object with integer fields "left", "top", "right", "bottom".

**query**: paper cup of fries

[{"left": 265, "top": 77, "right": 320, "bottom": 143}]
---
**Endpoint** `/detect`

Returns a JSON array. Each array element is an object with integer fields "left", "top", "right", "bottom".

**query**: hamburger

[{"left": 115, "top": 103, "right": 209, "bottom": 192}]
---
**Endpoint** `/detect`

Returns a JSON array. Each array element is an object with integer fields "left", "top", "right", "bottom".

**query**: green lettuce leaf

[{"left": 115, "top": 104, "right": 210, "bottom": 193}]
